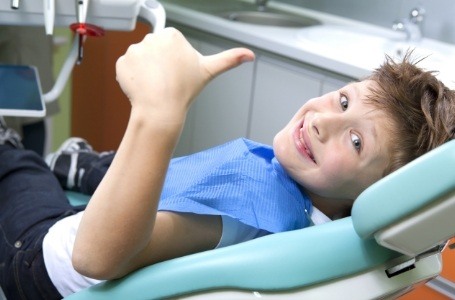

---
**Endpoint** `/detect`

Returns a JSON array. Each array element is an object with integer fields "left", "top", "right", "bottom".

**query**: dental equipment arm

[
  {"left": 42, "top": 35, "right": 78, "bottom": 103},
  {"left": 139, "top": 0, "right": 166, "bottom": 33},
  {"left": 43, "top": 0, "right": 55, "bottom": 35}
]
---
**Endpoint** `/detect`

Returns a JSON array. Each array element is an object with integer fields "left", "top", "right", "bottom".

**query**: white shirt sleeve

[{"left": 42, "top": 211, "right": 102, "bottom": 297}]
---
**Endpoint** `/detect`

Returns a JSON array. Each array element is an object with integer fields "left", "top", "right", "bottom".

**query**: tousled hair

[{"left": 366, "top": 52, "right": 455, "bottom": 176}]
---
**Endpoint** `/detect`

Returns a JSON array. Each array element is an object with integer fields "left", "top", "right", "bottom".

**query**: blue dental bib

[{"left": 158, "top": 138, "right": 313, "bottom": 233}]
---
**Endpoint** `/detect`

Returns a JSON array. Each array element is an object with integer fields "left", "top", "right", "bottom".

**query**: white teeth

[{"left": 300, "top": 123, "right": 316, "bottom": 163}]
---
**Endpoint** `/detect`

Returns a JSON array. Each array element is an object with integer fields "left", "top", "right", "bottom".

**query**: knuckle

[{"left": 165, "top": 27, "right": 183, "bottom": 39}]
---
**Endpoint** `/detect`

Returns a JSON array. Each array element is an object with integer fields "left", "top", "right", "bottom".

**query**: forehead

[
  {"left": 345, "top": 80, "right": 393, "bottom": 164},
  {"left": 344, "top": 80, "right": 376, "bottom": 100},
  {"left": 344, "top": 80, "right": 386, "bottom": 120}
]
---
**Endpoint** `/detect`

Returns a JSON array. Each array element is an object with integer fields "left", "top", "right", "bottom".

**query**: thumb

[{"left": 201, "top": 48, "right": 255, "bottom": 79}]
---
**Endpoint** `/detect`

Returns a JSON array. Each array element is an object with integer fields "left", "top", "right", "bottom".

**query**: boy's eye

[
  {"left": 340, "top": 95, "right": 349, "bottom": 111},
  {"left": 351, "top": 133, "right": 362, "bottom": 152}
]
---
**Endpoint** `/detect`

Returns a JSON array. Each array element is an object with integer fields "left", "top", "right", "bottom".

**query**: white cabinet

[
  {"left": 175, "top": 37, "right": 255, "bottom": 156},
  {"left": 193, "top": 41, "right": 255, "bottom": 151}
]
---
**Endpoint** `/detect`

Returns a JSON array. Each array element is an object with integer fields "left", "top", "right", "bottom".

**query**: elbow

[{"left": 72, "top": 247, "right": 120, "bottom": 280}]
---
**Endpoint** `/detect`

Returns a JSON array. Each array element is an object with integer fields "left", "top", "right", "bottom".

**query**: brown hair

[{"left": 366, "top": 52, "right": 455, "bottom": 176}]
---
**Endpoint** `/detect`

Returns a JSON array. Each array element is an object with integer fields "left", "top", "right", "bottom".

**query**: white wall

[{"left": 280, "top": 0, "right": 455, "bottom": 45}]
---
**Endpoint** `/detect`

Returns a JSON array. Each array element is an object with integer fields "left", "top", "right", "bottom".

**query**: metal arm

[
  {"left": 1, "top": 0, "right": 166, "bottom": 103},
  {"left": 41, "top": 0, "right": 165, "bottom": 103}
]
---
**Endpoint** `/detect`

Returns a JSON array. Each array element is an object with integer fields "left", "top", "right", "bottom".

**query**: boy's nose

[{"left": 311, "top": 112, "right": 344, "bottom": 142}]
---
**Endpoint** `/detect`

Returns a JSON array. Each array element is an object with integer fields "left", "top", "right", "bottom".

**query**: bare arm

[{"left": 72, "top": 28, "right": 255, "bottom": 280}]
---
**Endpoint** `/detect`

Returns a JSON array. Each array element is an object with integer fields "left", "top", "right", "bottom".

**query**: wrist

[{"left": 129, "top": 106, "right": 186, "bottom": 136}]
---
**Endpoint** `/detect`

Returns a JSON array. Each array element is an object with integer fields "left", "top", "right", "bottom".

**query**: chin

[
  {"left": 272, "top": 130, "right": 288, "bottom": 156},
  {"left": 273, "top": 143, "right": 295, "bottom": 175},
  {"left": 272, "top": 130, "right": 282, "bottom": 150}
]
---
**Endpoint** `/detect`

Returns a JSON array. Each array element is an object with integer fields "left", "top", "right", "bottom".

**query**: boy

[{"left": 0, "top": 28, "right": 454, "bottom": 299}]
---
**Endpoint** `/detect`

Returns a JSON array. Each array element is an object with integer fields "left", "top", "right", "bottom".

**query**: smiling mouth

[
  {"left": 303, "top": 140, "right": 316, "bottom": 163},
  {"left": 297, "top": 121, "right": 316, "bottom": 164}
]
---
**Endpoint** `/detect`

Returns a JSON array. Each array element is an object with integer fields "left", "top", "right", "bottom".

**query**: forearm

[{"left": 72, "top": 108, "right": 184, "bottom": 279}]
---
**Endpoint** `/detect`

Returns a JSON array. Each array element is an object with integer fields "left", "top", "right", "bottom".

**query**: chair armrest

[{"left": 65, "top": 218, "right": 400, "bottom": 299}]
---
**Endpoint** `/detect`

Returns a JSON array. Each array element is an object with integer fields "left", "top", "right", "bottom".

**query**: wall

[
  {"left": 280, "top": 0, "right": 455, "bottom": 45},
  {"left": 50, "top": 28, "right": 73, "bottom": 151},
  {"left": 71, "top": 23, "right": 150, "bottom": 152}
]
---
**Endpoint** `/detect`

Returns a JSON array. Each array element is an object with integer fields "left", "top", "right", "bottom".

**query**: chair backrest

[{"left": 352, "top": 140, "right": 455, "bottom": 257}]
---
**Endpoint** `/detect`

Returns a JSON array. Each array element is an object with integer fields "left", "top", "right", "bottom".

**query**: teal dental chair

[{"left": 65, "top": 140, "right": 455, "bottom": 299}]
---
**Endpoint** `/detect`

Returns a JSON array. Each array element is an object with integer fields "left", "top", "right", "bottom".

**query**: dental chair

[{"left": 63, "top": 139, "right": 455, "bottom": 299}]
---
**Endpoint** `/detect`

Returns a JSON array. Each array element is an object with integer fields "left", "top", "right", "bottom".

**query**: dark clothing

[
  {"left": 0, "top": 144, "right": 83, "bottom": 300},
  {"left": 78, "top": 153, "right": 113, "bottom": 195},
  {"left": 22, "top": 120, "right": 46, "bottom": 156}
]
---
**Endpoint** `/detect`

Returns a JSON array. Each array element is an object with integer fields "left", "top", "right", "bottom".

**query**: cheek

[
  {"left": 319, "top": 155, "right": 383, "bottom": 199},
  {"left": 273, "top": 131, "right": 298, "bottom": 175},
  {"left": 321, "top": 153, "right": 350, "bottom": 177},
  {"left": 314, "top": 155, "right": 358, "bottom": 194},
  {"left": 273, "top": 120, "right": 296, "bottom": 160}
]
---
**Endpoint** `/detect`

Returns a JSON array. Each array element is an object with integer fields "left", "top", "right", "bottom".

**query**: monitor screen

[{"left": 0, "top": 64, "right": 46, "bottom": 117}]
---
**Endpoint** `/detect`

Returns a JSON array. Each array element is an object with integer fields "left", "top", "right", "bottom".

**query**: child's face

[{"left": 274, "top": 80, "right": 392, "bottom": 201}]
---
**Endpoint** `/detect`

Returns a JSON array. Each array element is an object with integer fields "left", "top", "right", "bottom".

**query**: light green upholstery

[
  {"left": 352, "top": 140, "right": 455, "bottom": 239},
  {"left": 66, "top": 191, "right": 91, "bottom": 206},
  {"left": 64, "top": 140, "right": 455, "bottom": 299},
  {"left": 65, "top": 218, "right": 400, "bottom": 299}
]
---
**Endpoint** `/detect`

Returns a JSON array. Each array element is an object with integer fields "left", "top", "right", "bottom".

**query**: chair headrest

[{"left": 352, "top": 140, "right": 455, "bottom": 240}]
